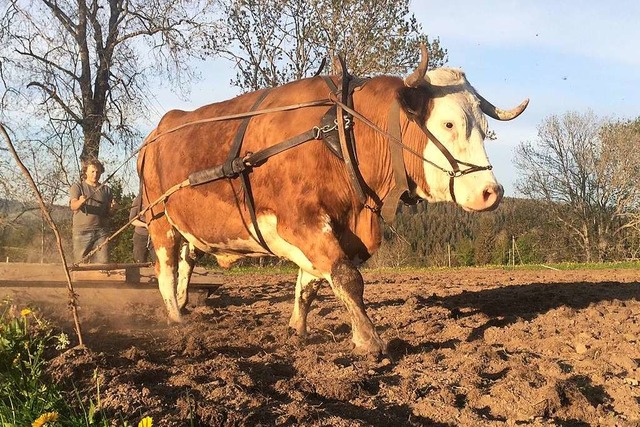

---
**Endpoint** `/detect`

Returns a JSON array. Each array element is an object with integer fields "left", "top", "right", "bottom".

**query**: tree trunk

[
  {"left": 80, "top": 115, "right": 103, "bottom": 161},
  {"left": 582, "top": 223, "right": 591, "bottom": 262}
]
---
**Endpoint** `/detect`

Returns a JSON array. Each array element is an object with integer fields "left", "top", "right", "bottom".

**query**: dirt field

[{"left": 3, "top": 267, "right": 640, "bottom": 426}]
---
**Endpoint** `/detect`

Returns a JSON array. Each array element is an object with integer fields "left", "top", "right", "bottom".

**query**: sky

[{"left": 147, "top": 0, "right": 640, "bottom": 196}]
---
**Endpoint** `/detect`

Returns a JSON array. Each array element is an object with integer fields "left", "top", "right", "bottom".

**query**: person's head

[{"left": 81, "top": 158, "right": 105, "bottom": 185}]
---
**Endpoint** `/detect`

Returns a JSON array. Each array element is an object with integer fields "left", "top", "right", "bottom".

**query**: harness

[{"left": 138, "top": 68, "right": 494, "bottom": 254}]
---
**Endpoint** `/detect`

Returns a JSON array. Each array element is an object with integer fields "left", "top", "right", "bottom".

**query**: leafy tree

[
  {"left": 474, "top": 215, "right": 497, "bottom": 265},
  {"left": 455, "top": 238, "right": 475, "bottom": 266},
  {"left": 108, "top": 185, "right": 134, "bottom": 263},
  {"left": 214, "top": 0, "right": 448, "bottom": 91}
]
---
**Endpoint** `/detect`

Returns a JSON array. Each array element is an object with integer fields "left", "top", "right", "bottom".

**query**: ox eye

[{"left": 445, "top": 122, "right": 454, "bottom": 129}]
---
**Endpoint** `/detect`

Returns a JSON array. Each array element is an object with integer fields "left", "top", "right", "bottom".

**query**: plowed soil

[{"left": 4, "top": 267, "right": 640, "bottom": 426}]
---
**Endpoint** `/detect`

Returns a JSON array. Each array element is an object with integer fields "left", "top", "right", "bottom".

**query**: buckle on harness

[
  {"left": 222, "top": 157, "right": 248, "bottom": 177},
  {"left": 313, "top": 115, "right": 352, "bottom": 140}
]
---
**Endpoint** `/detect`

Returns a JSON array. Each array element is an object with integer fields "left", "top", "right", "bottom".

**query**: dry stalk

[{"left": 0, "top": 123, "right": 84, "bottom": 346}]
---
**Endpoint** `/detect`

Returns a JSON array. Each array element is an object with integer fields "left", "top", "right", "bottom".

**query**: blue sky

[{"left": 149, "top": 1, "right": 640, "bottom": 196}]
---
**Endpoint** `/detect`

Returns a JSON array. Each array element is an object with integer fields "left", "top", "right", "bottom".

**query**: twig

[
  {"left": 321, "top": 328, "right": 337, "bottom": 343},
  {"left": 0, "top": 123, "right": 84, "bottom": 346}
]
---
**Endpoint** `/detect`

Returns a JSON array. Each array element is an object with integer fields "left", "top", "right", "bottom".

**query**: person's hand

[
  {"left": 110, "top": 199, "right": 118, "bottom": 210},
  {"left": 78, "top": 195, "right": 87, "bottom": 205}
]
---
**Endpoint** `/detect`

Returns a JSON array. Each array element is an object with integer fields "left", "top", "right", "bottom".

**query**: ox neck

[{"left": 343, "top": 79, "right": 418, "bottom": 223}]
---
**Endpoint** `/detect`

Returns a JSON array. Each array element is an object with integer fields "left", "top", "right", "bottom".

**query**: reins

[
  {"left": 143, "top": 99, "right": 334, "bottom": 146},
  {"left": 78, "top": 78, "right": 493, "bottom": 264}
]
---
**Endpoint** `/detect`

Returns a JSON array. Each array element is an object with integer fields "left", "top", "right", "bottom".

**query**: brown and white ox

[{"left": 139, "top": 47, "right": 528, "bottom": 355}]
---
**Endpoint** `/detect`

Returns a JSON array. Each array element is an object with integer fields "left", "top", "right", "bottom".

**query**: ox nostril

[{"left": 483, "top": 183, "right": 504, "bottom": 206}]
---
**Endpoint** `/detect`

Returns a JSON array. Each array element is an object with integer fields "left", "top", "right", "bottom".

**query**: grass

[
  {"left": 0, "top": 300, "right": 154, "bottom": 427},
  {"left": 500, "top": 260, "right": 640, "bottom": 271},
  {"left": 205, "top": 260, "right": 640, "bottom": 276}
]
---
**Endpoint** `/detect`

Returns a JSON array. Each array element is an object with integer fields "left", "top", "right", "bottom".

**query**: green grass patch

[
  {"left": 500, "top": 261, "right": 640, "bottom": 271},
  {"left": 203, "top": 260, "right": 640, "bottom": 276}
]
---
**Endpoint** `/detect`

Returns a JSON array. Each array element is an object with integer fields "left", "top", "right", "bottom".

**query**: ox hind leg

[
  {"left": 176, "top": 240, "right": 198, "bottom": 311},
  {"left": 150, "top": 216, "right": 182, "bottom": 323},
  {"left": 288, "top": 269, "right": 324, "bottom": 338}
]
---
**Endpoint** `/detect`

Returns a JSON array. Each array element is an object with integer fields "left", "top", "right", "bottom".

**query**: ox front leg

[
  {"left": 288, "top": 269, "right": 324, "bottom": 339},
  {"left": 152, "top": 224, "right": 182, "bottom": 323},
  {"left": 176, "top": 241, "right": 197, "bottom": 311},
  {"left": 330, "top": 260, "right": 386, "bottom": 355}
]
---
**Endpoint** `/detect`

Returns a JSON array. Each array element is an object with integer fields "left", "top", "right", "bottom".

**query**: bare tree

[
  {"left": 215, "top": 0, "right": 447, "bottom": 92},
  {"left": 596, "top": 118, "right": 640, "bottom": 256},
  {"left": 0, "top": 0, "right": 219, "bottom": 162},
  {"left": 515, "top": 112, "right": 640, "bottom": 261}
]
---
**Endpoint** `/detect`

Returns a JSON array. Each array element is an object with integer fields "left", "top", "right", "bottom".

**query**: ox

[{"left": 138, "top": 46, "right": 528, "bottom": 355}]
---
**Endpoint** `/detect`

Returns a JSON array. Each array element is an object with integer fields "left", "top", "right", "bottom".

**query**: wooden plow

[{"left": 0, "top": 262, "right": 223, "bottom": 305}]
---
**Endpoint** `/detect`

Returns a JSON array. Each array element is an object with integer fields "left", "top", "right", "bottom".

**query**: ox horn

[
  {"left": 404, "top": 43, "right": 429, "bottom": 87},
  {"left": 478, "top": 94, "right": 529, "bottom": 121}
]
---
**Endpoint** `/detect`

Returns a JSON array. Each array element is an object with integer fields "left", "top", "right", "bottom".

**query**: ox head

[{"left": 398, "top": 45, "right": 528, "bottom": 212}]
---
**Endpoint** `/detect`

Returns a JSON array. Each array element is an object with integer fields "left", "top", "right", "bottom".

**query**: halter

[{"left": 331, "top": 97, "right": 494, "bottom": 212}]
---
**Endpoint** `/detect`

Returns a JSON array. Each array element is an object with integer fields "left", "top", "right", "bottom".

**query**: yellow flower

[
  {"left": 138, "top": 416, "right": 153, "bottom": 427},
  {"left": 32, "top": 411, "right": 59, "bottom": 427},
  {"left": 21, "top": 308, "right": 32, "bottom": 317}
]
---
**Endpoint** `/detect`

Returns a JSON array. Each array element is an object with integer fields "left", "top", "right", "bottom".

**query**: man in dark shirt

[{"left": 69, "top": 158, "right": 116, "bottom": 264}]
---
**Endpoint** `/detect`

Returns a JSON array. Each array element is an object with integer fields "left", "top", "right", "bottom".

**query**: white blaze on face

[{"left": 417, "top": 70, "right": 503, "bottom": 212}]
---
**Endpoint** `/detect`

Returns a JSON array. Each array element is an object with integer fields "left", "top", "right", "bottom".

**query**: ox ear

[{"left": 397, "top": 86, "right": 430, "bottom": 123}]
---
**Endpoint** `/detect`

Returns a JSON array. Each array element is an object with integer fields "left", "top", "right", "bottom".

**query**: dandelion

[
  {"left": 138, "top": 416, "right": 153, "bottom": 427},
  {"left": 21, "top": 308, "right": 32, "bottom": 317},
  {"left": 32, "top": 411, "right": 59, "bottom": 427}
]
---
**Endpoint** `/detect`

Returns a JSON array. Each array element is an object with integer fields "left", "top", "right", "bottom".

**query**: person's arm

[
  {"left": 106, "top": 187, "right": 118, "bottom": 214},
  {"left": 131, "top": 218, "right": 147, "bottom": 228},
  {"left": 70, "top": 196, "right": 87, "bottom": 211},
  {"left": 69, "top": 184, "right": 86, "bottom": 212}
]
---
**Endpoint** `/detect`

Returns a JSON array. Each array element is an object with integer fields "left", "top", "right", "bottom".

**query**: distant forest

[
  {"left": 2, "top": 196, "right": 639, "bottom": 267},
  {"left": 370, "top": 198, "right": 623, "bottom": 268}
]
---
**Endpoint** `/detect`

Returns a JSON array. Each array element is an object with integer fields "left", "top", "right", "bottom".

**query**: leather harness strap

[
  {"left": 381, "top": 101, "right": 411, "bottom": 223},
  {"left": 321, "top": 76, "right": 368, "bottom": 205},
  {"left": 229, "top": 89, "right": 273, "bottom": 252},
  {"left": 187, "top": 90, "right": 329, "bottom": 254}
]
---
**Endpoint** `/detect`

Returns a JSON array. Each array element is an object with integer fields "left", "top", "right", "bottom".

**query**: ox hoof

[
  {"left": 286, "top": 327, "right": 307, "bottom": 347},
  {"left": 166, "top": 314, "right": 183, "bottom": 325},
  {"left": 352, "top": 338, "right": 387, "bottom": 357}
]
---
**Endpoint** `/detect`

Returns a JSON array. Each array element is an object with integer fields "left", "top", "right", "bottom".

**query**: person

[
  {"left": 69, "top": 158, "right": 116, "bottom": 264},
  {"left": 129, "top": 193, "right": 156, "bottom": 264}
]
